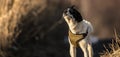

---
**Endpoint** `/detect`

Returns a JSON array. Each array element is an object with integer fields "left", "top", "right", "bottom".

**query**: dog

[{"left": 63, "top": 6, "right": 94, "bottom": 57}]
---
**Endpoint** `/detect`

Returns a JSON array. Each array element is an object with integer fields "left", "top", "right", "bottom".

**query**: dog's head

[{"left": 63, "top": 6, "right": 83, "bottom": 24}]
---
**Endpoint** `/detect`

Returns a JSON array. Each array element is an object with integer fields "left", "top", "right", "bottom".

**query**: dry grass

[
  {"left": 0, "top": 0, "right": 47, "bottom": 57},
  {"left": 0, "top": 0, "right": 47, "bottom": 47},
  {"left": 101, "top": 28, "right": 120, "bottom": 57}
]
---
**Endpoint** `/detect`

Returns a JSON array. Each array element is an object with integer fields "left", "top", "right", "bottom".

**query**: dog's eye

[{"left": 66, "top": 12, "right": 70, "bottom": 15}]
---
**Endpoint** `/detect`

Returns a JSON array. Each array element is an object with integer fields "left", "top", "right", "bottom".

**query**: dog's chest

[
  {"left": 69, "top": 22, "right": 87, "bottom": 34},
  {"left": 68, "top": 30, "right": 84, "bottom": 47}
]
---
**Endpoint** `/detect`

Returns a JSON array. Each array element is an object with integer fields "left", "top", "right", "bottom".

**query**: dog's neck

[{"left": 67, "top": 20, "right": 83, "bottom": 34}]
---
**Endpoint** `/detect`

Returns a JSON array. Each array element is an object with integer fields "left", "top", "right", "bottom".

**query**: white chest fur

[{"left": 68, "top": 20, "right": 93, "bottom": 34}]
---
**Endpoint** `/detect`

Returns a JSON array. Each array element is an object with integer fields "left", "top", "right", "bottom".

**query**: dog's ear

[
  {"left": 69, "top": 5, "right": 83, "bottom": 22},
  {"left": 68, "top": 5, "right": 76, "bottom": 13}
]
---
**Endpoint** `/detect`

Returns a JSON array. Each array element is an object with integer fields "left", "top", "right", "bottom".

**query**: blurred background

[{"left": 0, "top": 0, "right": 120, "bottom": 57}]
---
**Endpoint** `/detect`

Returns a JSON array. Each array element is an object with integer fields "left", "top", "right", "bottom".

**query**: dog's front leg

[
  {"left": 78, "top": 39, "right": 89, "bottom": 57},
  {"left": 69, "top": 39, "right": 76, "bottom": 57}
]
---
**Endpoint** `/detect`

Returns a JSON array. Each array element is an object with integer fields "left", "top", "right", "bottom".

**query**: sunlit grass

[{"left": 102, "top": 28, "right": 120, "bottom": 57}]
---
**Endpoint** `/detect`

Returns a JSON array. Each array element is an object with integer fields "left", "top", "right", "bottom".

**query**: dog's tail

[{"left": 90, "top": 36, "right": 99, "bottom": 44}]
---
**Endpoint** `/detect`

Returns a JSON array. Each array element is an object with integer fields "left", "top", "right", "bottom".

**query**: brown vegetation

[
  {"left": 0, "top": 0, "right": 69, "bottom": 57},
  {"left": 101, "top": 28, "right": 120, "bottom": 57}
]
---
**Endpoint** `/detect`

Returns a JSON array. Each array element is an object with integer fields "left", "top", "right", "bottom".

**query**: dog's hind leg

[
  {"left": 87, "top": 42, "right": 93, "bottom": 57},
  {"left": 69, "top": 39, "right": 76, "bottom": 57}
]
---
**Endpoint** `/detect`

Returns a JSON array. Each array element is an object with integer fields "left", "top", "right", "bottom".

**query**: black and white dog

[{"left": 63, "top": 6, "right": 95, "bottom": 57}]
